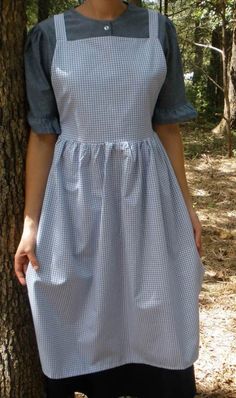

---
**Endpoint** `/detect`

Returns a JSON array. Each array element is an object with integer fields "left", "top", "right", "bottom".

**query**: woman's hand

[
  {"left": 187, "top": 207, "right": 203, "bottom": 257},
  {"left": 14, "top": 130, "right": 57, "bottom": 286},
  {"left": 14, "top": 222, "right": 40, "bottom": 286},
  {"left": 154, "top": 124, "right": 203, "bottom": 259}
]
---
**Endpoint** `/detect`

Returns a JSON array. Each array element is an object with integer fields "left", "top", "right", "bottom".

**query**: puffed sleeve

[
  {"left": 24, "top": 23, "right": 61, "bottom": 134},
  {"left": 151, "top": 16, "right": 198, "bottom": 125}
]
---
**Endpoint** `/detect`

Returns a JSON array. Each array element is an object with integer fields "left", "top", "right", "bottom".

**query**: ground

[
  {"left": 184, "top": 120, "right": 236, "bottom": 398},
  {"left": 74, "top": 120, "right": 236, "bottom": 398}
]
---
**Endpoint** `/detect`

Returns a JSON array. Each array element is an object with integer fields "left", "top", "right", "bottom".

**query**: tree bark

[
  {"left": 206, "top": 26, "right": 224, "bottom": 110},
  {"left": 164, "top": 0, "right": 168, "bottom": 15},
  {"left": 192, "top": 19, "right": 204, "bottom": 85},
  {"left": 229, "top": 18, "right": 236, "bottom": 129},
  {"left": 0, "top": 1, "right": 44, "bottom": 397},
  {"left": 212, "top": 1, "right": 233, "bottom": 157},
  {"left": 218, "top": 1, "right": 232, "bottom": 156}
]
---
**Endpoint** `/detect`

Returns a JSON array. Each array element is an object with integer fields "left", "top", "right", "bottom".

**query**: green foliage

[
  {"left": 165, "top": 0, "right": 234, "bottom": 124},
  {"left": 26, "top": 0, "right": 79, "bottom": 27},
  {"left": 26, "top": 0, "right": 38, "bottom": 28},
  {"left": 186, "top": 76, "right": 223, "bottom": 123},
  {"left": 50, "top": 0, "right": 78, "bottom": 15}
]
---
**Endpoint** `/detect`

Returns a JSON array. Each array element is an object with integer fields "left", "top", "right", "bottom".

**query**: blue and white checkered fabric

[{"left": 26, "top": 8, "right": 205, "bottom": 379}]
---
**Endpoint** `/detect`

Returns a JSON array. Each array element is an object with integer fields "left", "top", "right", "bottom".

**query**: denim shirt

[{"left": 24, "top": 2, "right": 198, "bottom": 134}]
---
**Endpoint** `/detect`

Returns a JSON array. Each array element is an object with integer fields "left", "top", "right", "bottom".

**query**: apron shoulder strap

[
  {"left": 54, "top": 14, "right": 67, "bottom": 41},
  {"left": 148, "top": 9, "right": 159, "bottom": 39}
]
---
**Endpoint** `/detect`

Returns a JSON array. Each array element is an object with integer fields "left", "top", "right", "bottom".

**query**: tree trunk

[
  {"left": 212, "top": 2, "right": 233, "bottom": 158},
  {"left": 193, "top": 19, "right": 204, "bottom": 85},
  {"left": 229, "top": 18, "right": 236, "bottom": 129},
  {"left": 164, "top": 0, "right": 168, "bottom": 15},
  {"left": 206, "top": 26, "right": 224, "bottom": 111},
  {"left": 159, "top": 0, "right": 169, "bottom": 15},
  {"left": 0, "top": 1, "right": 44, "bottom": 397}
]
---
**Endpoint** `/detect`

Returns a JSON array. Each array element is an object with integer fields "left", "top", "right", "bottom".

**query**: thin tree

[
  {"left": 209, "top": 0, "right": 234, "bottom": 157},
  {"left": 229, "top": 6, "right": 236, "bottom": 129},
  {"left": 158, "top": 0, "right": 168, "bottom": 14},
  {"left": 186, "top": 0, "right": 234, "bottom": 157}
]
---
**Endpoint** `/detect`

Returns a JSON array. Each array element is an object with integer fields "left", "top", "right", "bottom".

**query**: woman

[{"left": 14, "top": 0, "right": 205, "bottom": 397}]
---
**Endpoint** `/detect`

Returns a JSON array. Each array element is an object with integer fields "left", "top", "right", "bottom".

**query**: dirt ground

[
  {"left": 75, "top": 121, "right": 236, "bottom": 398},
  {"left": 183, "top": 121, "right": 236, "bottom": 398}
]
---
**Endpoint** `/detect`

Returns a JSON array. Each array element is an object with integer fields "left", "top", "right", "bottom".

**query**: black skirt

[{"left": 43, "top": 363, "right": 197, "bottom": 398}]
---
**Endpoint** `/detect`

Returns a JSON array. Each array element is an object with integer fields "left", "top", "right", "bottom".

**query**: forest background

[{"left": 0, "top": 0, "right": 235, "bottom": 397}]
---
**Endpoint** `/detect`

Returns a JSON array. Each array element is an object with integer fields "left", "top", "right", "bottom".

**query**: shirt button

[{"left": 104, "top": 25, "right": 110, "bottom": 30}]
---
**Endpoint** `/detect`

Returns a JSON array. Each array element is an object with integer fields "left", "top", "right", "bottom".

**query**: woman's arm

[
  {"left": 153, "top": 123, "right": 193, "bottom": 210},
  {"left": 14, "top": 130, "right": 57, "bottom": 285},
  {"left": 24, "top": 130, "right": 57, "bottom": 226},
  {"left": 153, "top": 123, "right": 202, "bottom": 256}
]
